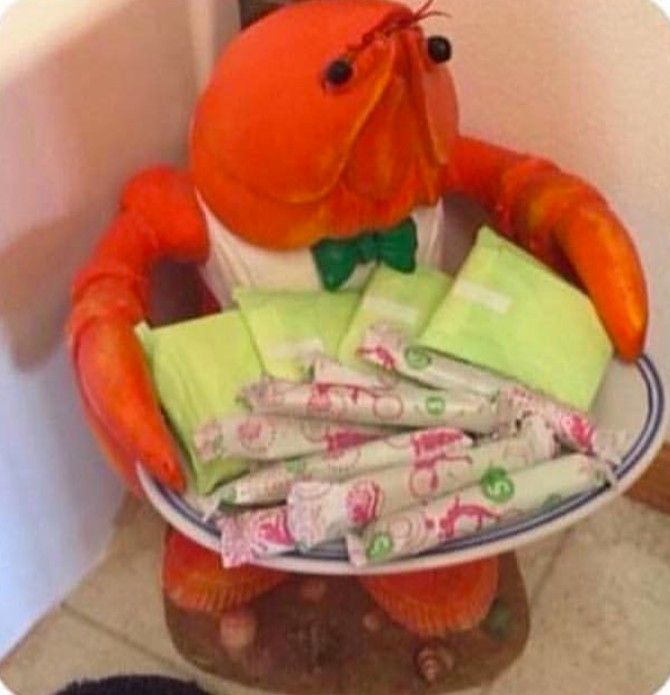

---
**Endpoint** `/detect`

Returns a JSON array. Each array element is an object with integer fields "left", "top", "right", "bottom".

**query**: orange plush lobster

[{"left": 68, "top": 0, "right": 648, "bottom": 634}]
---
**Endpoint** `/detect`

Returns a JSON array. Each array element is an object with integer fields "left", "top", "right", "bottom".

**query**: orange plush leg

[
  {"left": 359, "top": 557, "right": 499, "bottom": 636},
  {"left": 450, "top": 136, "right": 648, "bottom": 361},
  {"left": 162, "top": 529, "right": 289, "bottom": 615}
]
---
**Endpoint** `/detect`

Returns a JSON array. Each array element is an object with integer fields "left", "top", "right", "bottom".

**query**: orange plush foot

[
  {"left": 162, "top": 528, "right": 289, "bottom": 615},
  {"left": 359, "top": 558, "right": 499, "bottom": 636}
]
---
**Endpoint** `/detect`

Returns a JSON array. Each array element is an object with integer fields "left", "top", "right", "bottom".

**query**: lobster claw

[
  {"left": 72, "top": 313, "right": 185, "bottom": 493},
  {"left": 68, "top": 168, "right": 209, "bottom": 492},
  {"left": 452, "top": 138, "right": 648, "bottom": 361},
  {"left": 500, "top": 163, "right": 648, "bottom": 361},
  {"left": 551, "top": 199, "right": 648, "bottom": 361}
]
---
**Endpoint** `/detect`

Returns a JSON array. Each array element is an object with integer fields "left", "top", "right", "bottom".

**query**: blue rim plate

[{"left": 138, "top": 355, "right": 667, "bottom": 575}]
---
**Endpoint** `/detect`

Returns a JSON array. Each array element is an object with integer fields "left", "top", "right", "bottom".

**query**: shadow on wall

[
  {"left": 0, "top": 0, "right": 204, "bottom": 372},
  {"left": 0, "top": 214, "right": 93, "bottom": 371},
  {"left": 650, "top": 0, "right": 670, "bottom": 17},
  {"left": 0, "top": 0, "right": 238, "bottom": 657}
]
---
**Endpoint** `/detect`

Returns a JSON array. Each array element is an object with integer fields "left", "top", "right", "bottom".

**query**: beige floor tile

[
  {"left": 0, "top": 605, "right": 279, "bottom": 695},
  {"left": 514, "top": 530, "right": 571, "bottom": 604},
  {"left": 65, "top": 497, "right": 179, "bottom": 665},
  {"left": 63, "top": 498, "right": 231, "bottom": 693},
  {"left": 0, "top": 609, "right": 188, "bottom": 695},
  {"left": 487, "top": 498, "right": 670, "bottom": 695}
]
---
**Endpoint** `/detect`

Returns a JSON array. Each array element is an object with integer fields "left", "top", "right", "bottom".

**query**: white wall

[
  {"left": 418, "top": 0, "right": 670, "bottom": 398},
  {"left": 651, "top": 0, "right": 670, "bottom": 16},
  {"left": 0, "top": 0, "right": 239, "bottom": 657}
]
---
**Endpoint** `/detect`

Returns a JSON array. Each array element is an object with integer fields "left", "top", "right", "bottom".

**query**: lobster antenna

[
  {"left": 413, "top": 0, "right": 451, "bottom": 23},
  {"left": 346, "top": 1, "right": 450, "bottom": 57}
]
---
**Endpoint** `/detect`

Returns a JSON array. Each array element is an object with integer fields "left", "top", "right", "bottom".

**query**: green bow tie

[{"left": 312, "top": 218, "right": 418, "bottom": 291}]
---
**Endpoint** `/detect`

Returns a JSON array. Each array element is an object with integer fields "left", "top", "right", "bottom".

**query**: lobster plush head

[{"left": 191, "top": 0, "right": 459, "bottom": 248}]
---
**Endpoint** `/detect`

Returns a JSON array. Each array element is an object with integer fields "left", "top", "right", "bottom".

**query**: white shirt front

[{"left": 198, "top": 197, "right": 448, "bottom": 307}]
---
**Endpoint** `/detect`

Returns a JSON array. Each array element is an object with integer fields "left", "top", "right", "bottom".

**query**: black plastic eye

[
  {"left": 427, "top": 35, "right": 452, "bottom": 63},
  {"left": 324, "top": 59, "right": 353, "bottom": 86}
]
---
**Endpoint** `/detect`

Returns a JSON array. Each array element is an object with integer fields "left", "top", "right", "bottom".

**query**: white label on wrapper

[
  {"left": 361, "top": 295, "right": 419, "bottom": 325},
  {"left": 452, "top": 279, "right": 512, "bottom": 314},
  {"left": 268, "top": 338, "right": 326, "bottom": 360}
]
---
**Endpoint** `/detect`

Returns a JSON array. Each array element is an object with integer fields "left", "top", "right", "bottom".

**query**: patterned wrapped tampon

[
  {"left": 193, "top": 413, "right": 386, "bottom": 462},
  {"left": 287, "top": 417, "right": 557, "bottom": 549},
  {"left": 346, "top": 453, "right": 608, "bottom": 567},
  {"left": 357, "top": 326, "right": 628, "bottom": 464},
  {"left": 500, "top": 385, "right": 628, "bottom": 463},
  {"left": 358, "top": 324, "right": 509, "bottom": 396},
  {"left": 218, "top": 505, "right": 295, "bottom": 568},
  {"left": 309, "top": 354, "right": 400, "bottom": 390},
  {"left": 213, "top": 426, "right": 472, "bottom": 506},
  {"left": 240, "top": 377, "right": 505, "bottom": 433}
]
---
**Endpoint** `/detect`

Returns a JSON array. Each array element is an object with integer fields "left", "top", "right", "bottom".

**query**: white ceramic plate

[{"left": 139, "top": 355, "right": 667, "bottom": 575}]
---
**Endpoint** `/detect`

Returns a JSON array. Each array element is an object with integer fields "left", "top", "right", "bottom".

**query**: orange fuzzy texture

[
  {"left": 359, "top": 558, "right": 500, "bottom": 636},
  {"left": 191, "top": 0, "right": 456, "bottom": 248},
  {"left": 162, "top": 530, "right": 288, "bottom": 615}
]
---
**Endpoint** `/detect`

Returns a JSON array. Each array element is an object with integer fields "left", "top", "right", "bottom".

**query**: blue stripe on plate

[{"left": 153, "top": 355, "right": 665, "bottom": 562}]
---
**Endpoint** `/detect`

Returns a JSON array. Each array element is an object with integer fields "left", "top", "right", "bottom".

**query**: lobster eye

[
  {"left": 324, "top": 59, "right": 353, "bottom": 86},
  {"left": 427, "top": 35, "right": 452, "bottom": 63}
]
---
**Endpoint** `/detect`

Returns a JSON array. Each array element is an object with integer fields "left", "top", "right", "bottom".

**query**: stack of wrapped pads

[{"left": 137, "top": 227, "right": 626, "bottom": 568}]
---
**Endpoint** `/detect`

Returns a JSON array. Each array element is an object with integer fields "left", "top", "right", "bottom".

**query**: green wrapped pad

[
  {"left": 234, "top": 288, "right": 360, "bottom": 380},
  {"left": 418, "top": 227, "right": 612, "bottom": 409},
  {"left": 338, "top": 264, "right": 451, "bottom": 368},
  {"left": 136, "top": 312, "right": 262, "bottom": 494}
]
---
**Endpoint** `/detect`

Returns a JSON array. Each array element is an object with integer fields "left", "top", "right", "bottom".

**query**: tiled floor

[{"left": 2, "top": 496, "right": 670, "bottom": 695}]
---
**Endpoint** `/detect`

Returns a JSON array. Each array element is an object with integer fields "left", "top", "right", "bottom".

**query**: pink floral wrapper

[
  {"left": 240, "top": 377, "right": 505, "bottom": 434},
  {"left": 357, "top": 326, "right": 628, "bottom": 463},
  {"left": 212, "top": 426, "right": 473, "bottom": 506},
  {"left": 287, "top": 417, "right": 557, "bottom": 549},
  {"left": 309, "top": 354, "right": 400, "bottom": 390},
  {"left": 218, "top": 505, "right": 295, "bottom": 568},
  {"left": 193, "top": 414, "right": 387, "bottom": 463},
  {"left": 358, "top": 324, "right": 508, "bottom": 396},
  {"left": 500, "top": 385, "right": 628, "bottom": 463},
  {"left": 347, "top": 453, "right": 609, "bottom": 567}
]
